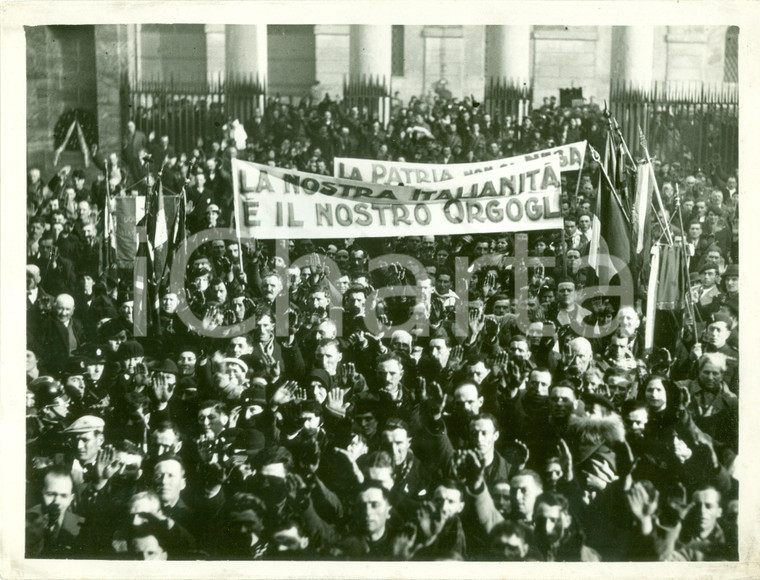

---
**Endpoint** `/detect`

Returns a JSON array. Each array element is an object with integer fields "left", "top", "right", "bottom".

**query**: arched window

[{"left": 724, "top": 26, "right": 739, "bottom": 83}]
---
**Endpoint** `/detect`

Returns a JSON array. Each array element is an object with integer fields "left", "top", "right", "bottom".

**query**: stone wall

[
  {"left": 533, "top": 26, "right": 610, "bottom": 107},
  {"left": 26, "top": 25, "right": 99, "bottom": 178}
]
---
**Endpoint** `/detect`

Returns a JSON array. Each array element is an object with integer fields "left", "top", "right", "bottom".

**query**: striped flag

[{"left": 632, "top": 161, "right": 654, "bottom": 256}]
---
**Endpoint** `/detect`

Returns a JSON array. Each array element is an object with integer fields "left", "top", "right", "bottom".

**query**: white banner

[
  {"left": 232, "top": 159, "right": 563, "bottom": 239},
  {"left": 334, "top": 141, "right": 587, "bottom": 186}
]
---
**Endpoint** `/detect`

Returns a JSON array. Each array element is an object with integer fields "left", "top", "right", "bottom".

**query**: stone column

[
  {"left": 616, "top": 26, "right": 654, "bottom": 87},
  {"left": 349, "top": 25, "right": 391, "bottom": 81},
  {"left": 485, "top": 25, "right": 531, "bottom": 82},
  {"left": 225, "top": 25, "right": 268, "bottom": 83},
  {"left": 94, "top": 25, "right": 129, "bottom": 158},
  {"left": 205, "top": 24, "right": 226, "bottom": 85}
]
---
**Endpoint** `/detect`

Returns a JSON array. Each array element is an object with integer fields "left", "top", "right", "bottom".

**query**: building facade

[{"left": 26, "top": 24, "right": 738, "bottom": 175}]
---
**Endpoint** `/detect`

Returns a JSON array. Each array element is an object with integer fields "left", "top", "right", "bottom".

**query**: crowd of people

[{"left": 25, "top": 90, "right": 740, "bottom": 561}]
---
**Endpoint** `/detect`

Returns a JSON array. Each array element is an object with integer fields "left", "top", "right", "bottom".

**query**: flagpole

[
  {"left": 674, "top": 184, "right": 699, "bottom": 341},
  {"left": 612, "top": 115, "right": 636, "bottom": 168},
  {"left": 638, "top": 126, "right": 673, "bottom": 246},
  {"left": 103, "top": 158, "right": 113, "bottom": 277},
  {"left": 644, "top": 245, "right": 660, "bottom": 353},
  {"left": 589, "top": 145, "right": 631, "bottom": 225},
  {"left": 571, "top": 142, "right": 586, "bottom": 212}
]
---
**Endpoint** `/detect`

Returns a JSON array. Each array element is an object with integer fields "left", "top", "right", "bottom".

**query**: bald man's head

[{"left": 54, "top": 294, "right": 75, "bottom": 323}]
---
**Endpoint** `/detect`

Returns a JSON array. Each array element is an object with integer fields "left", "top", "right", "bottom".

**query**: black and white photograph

[{"left": 2, "top": 2, "right": 759, "bottom": 578}]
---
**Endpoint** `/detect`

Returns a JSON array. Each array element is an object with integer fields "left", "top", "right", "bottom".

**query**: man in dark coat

[{"left": 34, "top": 294, "right": 86, "bottom": 375}]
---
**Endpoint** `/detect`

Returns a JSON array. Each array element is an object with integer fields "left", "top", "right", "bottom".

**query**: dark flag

[{"left": 589, "top": 142, "right": 632, "bottom": 286}]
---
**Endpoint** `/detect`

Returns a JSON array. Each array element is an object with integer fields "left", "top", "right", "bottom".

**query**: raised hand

[
  {"left": 339, "top": 362, "right": 360, "bottom": 390},
  {"left": 418, "top": 378, "right": 446, "bottom": 419},
  {"left": 447, "top": 345, "right": 464, "bottom": 372},
  {"left": 349, "top": 331, "right": 368, "bottom": 350},
  {"left": 626, "top": 481, "right": 659, "bottom": 522},
  {"left": 416, "top": 503, "right": 436, "bottom": 540},
  {"left": 481, "top": 270, "right": 497, "bottom": 297},
  {"left": 513, "top": 440, "right": 530, "bottom": 471},
  {"left": 202, "top": 307, "right": 220, "bottom": 331},
  {"left": 483, "top": 315, "right": 500, "bottom": 337},
  {"left": 392, "top": 522, "right": 419, "bottom": 561},
  {"left": 262, "top": 354, "right": 281, "bottom": 381},
  {"left": 271, "top": 379, "right": 298, "bottom": 407},
  {"left": 468, "top": 308, "right": 485, "bottom": 336},
  {"left": 326, "top": 387, "right": 349, "bottom": 416},
  {"left": 492, "top": 351, "right": 508, "bottom": 374},
  {"left": 582, "top": 458, "right": 619, "bottom": 491},
  {"left": 557, "top": 438, "right": 573, "bottom": 481},
  {"left": 452, "top": 448, "right": 486, "bottom": 489},
  {"left": 150, "top": 372, "right": 175, "bottom": 404},
  {"left": 308, "top": 252, "right": 325, "bottom": 283},
  {"left": 196, "top": 433, "right": 217, "bottom": 464},
  {"left": 313, "top": 384, "right": 328, "bottom": 405},
  {"left": 95, "top": 444, "right": 120, "bottom": 483}
]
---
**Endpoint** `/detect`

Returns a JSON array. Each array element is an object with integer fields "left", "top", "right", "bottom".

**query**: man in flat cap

[{"left": 64, "top": 415, "right": 107, "bottom": 498}]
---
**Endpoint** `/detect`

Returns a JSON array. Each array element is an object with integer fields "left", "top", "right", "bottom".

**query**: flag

[
  {"left": 164, "top": 187, "right": 187, "bottom": 284},
  {"left": 644, "top": 244, "right": 687, "bottom": 351},
  {"left": 150, "top": 181, "right": 170, "bottom": 282},
  {"left": 632, "top": 161, "right": 654, "bottom": 256},
  {"left": 112, "top": 196, "right": 146, "bottom": 269},
  {"left": 101, "top": 191, "right": 116, "bottom": 274},
  {"left": 589, "top": 144, "right": 632, "bottom": 286}
]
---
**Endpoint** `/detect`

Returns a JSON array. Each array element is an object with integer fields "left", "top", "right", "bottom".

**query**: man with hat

[
  {"left": 101, "top": 326, "right": 129, "bottom": 361},
  {"left": 61, "top": 356, "right": 89, "bottom": 416},
  {"left": 79, "top": 343, "right": 110, "bottom": 409},
  {"left": 98, "top": 294, "right": 136, "bottom": 343},
  {"left": 676, "top": 310, "right": 739, "bottom": 393},
  {"left": 237, "top": 378, "right": 269, "bottom": 432},
  {"left": 203, "top": 203, "right": 222, "bottom": 230},
  {"left": 694, "top": 262, "right": 723, "bottom": 320},
  {"left": 721, "top": 263, "right": 738, "bottom": 302},
  {"left": 144, "top": 358, "right": 181, "bottom": 427},
  {"left": 698, "top": 312, "right": 739, "bottom": 392},
  {"left": 97, "top": 339, "right": 146, "bottom": 420},
  {"left": 33, "top": 377, "right": 72, "bottom": 438},
  {"left": 64, "top": 415, "right": 106, "bottom": 496}
]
